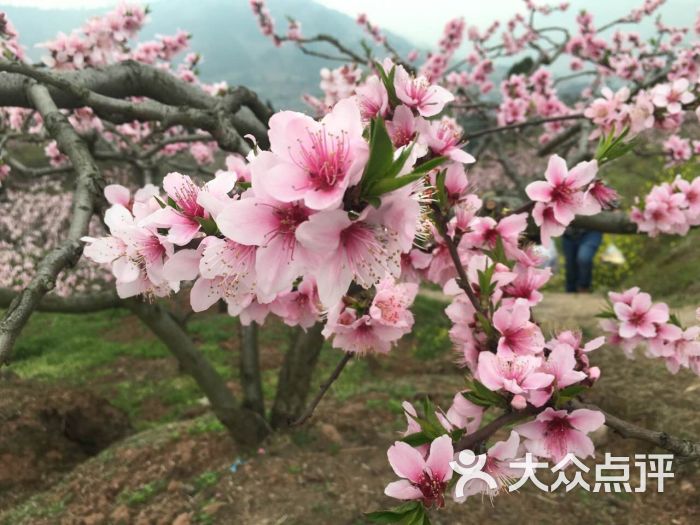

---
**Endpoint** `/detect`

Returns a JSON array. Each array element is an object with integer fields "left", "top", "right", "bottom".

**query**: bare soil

[{"left": 0, "top": 293, "right": 699, "bottom": 525}]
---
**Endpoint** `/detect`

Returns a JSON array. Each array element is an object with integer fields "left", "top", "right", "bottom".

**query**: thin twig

[{"left": 292, "top": 352, "right": 353, "bottom": 426}]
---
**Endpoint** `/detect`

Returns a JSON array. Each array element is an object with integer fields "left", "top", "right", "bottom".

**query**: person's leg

[
  {"left": 576, "top": 231, "right": 603, "bottom": 291},
  {"left": 561, "top": 235, "right": 579, "bottom": 293}
]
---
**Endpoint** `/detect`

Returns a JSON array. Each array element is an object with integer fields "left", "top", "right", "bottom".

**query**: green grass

[
  {"left": 118, "top": 480, "right": 166, "bottom": 507},
  {"left": 11, "top": 309, "right": 167, "bottom": 379}
]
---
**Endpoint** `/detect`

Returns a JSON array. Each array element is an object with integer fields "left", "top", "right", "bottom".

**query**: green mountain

[{"left": 1, "top": 0, "right": 414, "bottom": 110}]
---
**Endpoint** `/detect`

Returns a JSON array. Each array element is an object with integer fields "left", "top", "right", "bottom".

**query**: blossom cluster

[
  {"left": 584, "top": 78, "right": 697, "bottom": 142},
  {"left": 630, "top": 175, "right": 700, "bottom": 236},
  {"left": 0, "top": 180, "right": 111, "bottom": 296},
  {"left": 497, "top": 69, "right": 573, "bottom": 143},
  {"left": 83, "top": 62, "right": 464, "bottom": 353},
  {"left": 601, "top": 288, "right": 700, "bottom": 376}
]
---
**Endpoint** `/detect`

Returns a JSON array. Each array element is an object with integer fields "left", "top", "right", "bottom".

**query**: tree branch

[
  {"left": 572, "top": 400, "right": 700, "bottom": 461},
  {"left": 0, "top": 60, "right": 270, "bottom": 153},
  {"left": 0, "top": 288, "right": 121, "bottom": 313},
  {"left": 125, "top": 298, "right": 270, "bottom": 446},
  {"left": 0, "top": 82, "right": 103, "bottom": 364}
]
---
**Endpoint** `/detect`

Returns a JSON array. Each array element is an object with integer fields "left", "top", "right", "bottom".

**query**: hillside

[{"left": 1, "top": 0, "right": 413, "bottom": 110}]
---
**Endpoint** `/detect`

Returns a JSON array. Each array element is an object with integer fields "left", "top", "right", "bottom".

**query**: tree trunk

[
  {"left": 238, "top": 322, "right": 265, "bottom": 417},
  {"left": 270, "top": 323, "right": 325, "bottom": 429},
  {"left": 126, "top": 299, "right": 269, "bottom": 447}
]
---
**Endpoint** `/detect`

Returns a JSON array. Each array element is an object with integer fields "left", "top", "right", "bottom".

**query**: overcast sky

[{"left": 1, "top": 0, "right": 696, "bottom": 47}]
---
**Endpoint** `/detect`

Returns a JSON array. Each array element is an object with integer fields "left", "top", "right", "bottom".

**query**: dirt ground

[{"left": 0, "top": 292, "right": 699, "bottom": 525}]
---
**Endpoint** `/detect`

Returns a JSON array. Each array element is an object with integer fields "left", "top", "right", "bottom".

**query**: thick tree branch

[
  {"left": 0, "top": 288, "right": 121, "bottom": 313},
  {"left": 125, "top": 299, "right": 270, "bottom": 447},
  {"left": 238, "top": 322, "right": 265, "bottom": 417},
  {"left": 271, "top": 323, "right": 325, "bottom": 429},
  {"left": 572, "top": 400, "right": 700, "bottom": 461},
  {"left": 571, "top": 211, "right": 638, "bottom": 234},
  {"left": 0, "top": 82, "right": 103, "bottom": 364},
  {"left": 0, "top": 60, "right": 270, "bottom": 153}
]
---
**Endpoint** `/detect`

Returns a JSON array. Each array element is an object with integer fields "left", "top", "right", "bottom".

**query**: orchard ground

[{"left": 0, "top": 281, "right": 699, "bottom": 524}]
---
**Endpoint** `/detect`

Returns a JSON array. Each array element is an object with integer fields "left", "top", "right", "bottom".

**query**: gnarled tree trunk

[{"left": 270, "top": 323, "right": 325, "bottom": 429}]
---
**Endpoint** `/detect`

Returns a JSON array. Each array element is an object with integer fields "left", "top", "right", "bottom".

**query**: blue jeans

[{"left": 562, "top": 230, "right": 602, "bottom": 292}]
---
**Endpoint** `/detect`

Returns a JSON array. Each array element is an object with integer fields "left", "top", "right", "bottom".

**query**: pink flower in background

[
  {"left": 269, "top": 277, "right": 322, "bottom": 329},
  {"left": 369, "top": 278, "right": 418, "bottom": 329},
  {"left": 516, "top": 408, "right": 605, "bottom": 463},
  {"left": 613, "top": 291, "right": 669, "bottom": 338},
  {"left": 652, "top": 78, "right": 695, "bottom": 114},
  {"left": 255, "top": 98, "right": 368, "bottom": 210},
  {"left": 385, "top": 435, "right": 453, "bottom": 507},
  {"left": 502, "top": 265, "right": 552, "bottom": 306},
  {"left": 82, "top": 204, "right": 175, "bottom": 298},
  {"left": 526, "top": 155, "right": 598, "bottom": 225},
  {"left": 531, "top": 202, "right": 566, "bottom": 246},
  {"left": 463, "top": 213, "right": 527, "bottom": 256},
  {"left": 394, "top": 65, "right": 454, "bottom": 117}
]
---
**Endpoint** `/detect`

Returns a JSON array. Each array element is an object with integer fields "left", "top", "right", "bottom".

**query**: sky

[{"left": 1, "top": 0, "right": 696, "bottom": 48}]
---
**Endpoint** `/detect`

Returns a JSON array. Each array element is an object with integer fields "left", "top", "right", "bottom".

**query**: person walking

[{"left": 561, "top": 227, "right": 603, "bottom": 293}]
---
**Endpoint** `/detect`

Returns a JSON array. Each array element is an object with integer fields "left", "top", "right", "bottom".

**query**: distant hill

[{"left": 1, "top": 0, "right": 414, "bottom": 110}]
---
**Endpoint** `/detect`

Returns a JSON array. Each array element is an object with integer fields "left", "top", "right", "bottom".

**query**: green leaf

[
  {"left": 410, "top": 156, "right": 448, "bottom": 175},
  {"left": 435, "top": 168, "right": 447, "bottom": 208},
  {"left": 154, "top": 196, "right": 167, "bottom": 209},
  {"left": 374, "top": 61, "right": 400, "bottom": 108},
  {"left": 555, "top": 384, "right": 587, "bottom": 406},
  {"left": 594, "top": 126, "right": 636, "bottom": 165},
  {"left": 361, "top": 117, "right": 395, "bottom": 190},
  {"left": 594, "top": 310, "right": 616, "bottom": 319},
  {"left": 401, "top": 431, "right": 433, "bottom": 447},
  {"left": 669, "top": 313, "right": 683, "bottom": 328},
  {"left": 167, "top": 196, "right": 181, "bottom": 211},
  {"left": 365, "top": 502, "right": 421, "bottom": 524},
  {"left": 195, "top": 216, "right": 219, "bottom": 236},
  {"left": 464, "top": 379, "right": 508, "bottom": 408},
  {"left": 366, "top": 171, "right": 426, "bottom": 196}
]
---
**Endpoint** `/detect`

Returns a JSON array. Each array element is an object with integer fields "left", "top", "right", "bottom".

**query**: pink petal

[
  {"left": 216, "top": 198, "right": 278, "bottom": 246},
  {"left": 544, "top": 155, "right": 568, "bottom": 186},
  {"left": 384, "top": 480, "right": 422, "bottom": 500},
  {"left": 295, "top": 209, "right": 349, "bottom": 253},
  {"left": 566, "top": 430, "right": 595, "bottom": 459},
  {"left": 104, "top": 184, "right": 130, "bottom": 206},
  {"left": 568, "top": 160, "right": 598, "bottom": 187},
  {"left": 525, "top": 181, "right": 553, "bottom": 202},
  {"left": 426, "top": 435, "right": 454, "bottom": 481},
  {"left": 568, "top": 408, "right": 605, "bottom": 433},
  {"left": 476, "top": 352, "right": 503, "bottom": 391},
  {"left": 387, "top": 441, "right": 426, "bottom": 482},
  {"left": 162, "top": 249, "right": 200, "bottom": 281},
  {"left": 190, "top": 277, "right": 221, "bottom": 312},
  {"left": 488, "top": 430, "right": 520, "bottom": 461}
]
